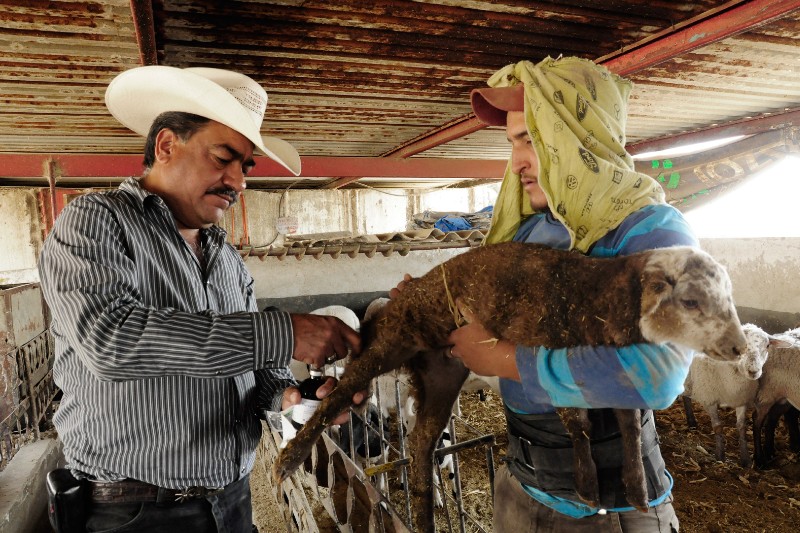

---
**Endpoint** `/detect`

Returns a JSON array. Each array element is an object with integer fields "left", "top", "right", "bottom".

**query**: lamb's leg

[
  {"left": 763, "top": 402, "right": 787, "bottom": 462},
  {"left": 706, "top": 403, "right": 726, "bottom": 462},
  {"left": 735, "top": 405, "right": 751, "bottom": 468},
  {"left": 786, "top": 408, "right": 800, "bottom": 452},
  {"left": 407, "top": 350, "right": 469, "bottom": 533},
  {"left": 556, "top": 407, "right": 600, "bottom": 508},
  {"left": 273, "top": 342, "right": 413, "bottom": 483},
  {"left": 613, "top": 409, "right": 648, "bottom": 512},
  {"left": 753, "top": 405, "right": 768, "bottom": 469},
  {"left": 683, "top": 396, "right": 698, "bottom": 428}
]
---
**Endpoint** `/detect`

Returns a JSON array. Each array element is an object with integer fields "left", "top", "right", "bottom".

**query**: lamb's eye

[{"left": 681, "top": 299, "right": 699, "bottom": 310}]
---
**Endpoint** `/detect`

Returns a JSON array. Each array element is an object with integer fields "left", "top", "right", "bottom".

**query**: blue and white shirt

[{"left": 501, "top": 203, "right": 698, "bottom": 516}]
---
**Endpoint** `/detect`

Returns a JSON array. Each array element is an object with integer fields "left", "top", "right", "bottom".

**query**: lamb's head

[
  {"left": 735, "top": 323, "right": 772, "bottom": 380},
  {"left": 638, "top": 246, "right": 746, "bottom": 360},
  {"left": 738, "top": 326, "right": 800, "bottom": 379}
]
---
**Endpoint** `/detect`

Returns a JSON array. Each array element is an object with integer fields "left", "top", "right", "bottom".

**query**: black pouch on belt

[{"left": 46, "top": 468, "right": 87, "bottom": 533}]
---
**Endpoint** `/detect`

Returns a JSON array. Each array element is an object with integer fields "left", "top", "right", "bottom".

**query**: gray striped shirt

[{"left": 38, "top": 177, "right": 296, "bottom": 489}]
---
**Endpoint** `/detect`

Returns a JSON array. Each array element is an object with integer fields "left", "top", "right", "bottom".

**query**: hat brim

[
  {"left": 105, "top": 66, "right": 301, "bottom": 176},
  {"left": 470, "top": 85, "right": 525, "bottom": 126}
]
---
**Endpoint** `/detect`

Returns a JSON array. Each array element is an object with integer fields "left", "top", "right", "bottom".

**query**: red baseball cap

[{"left": 469, "top": 84, "right": 525, "bottom": 126}]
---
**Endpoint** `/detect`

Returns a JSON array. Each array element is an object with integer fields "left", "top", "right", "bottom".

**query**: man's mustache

[{"left": 206, "top": 188, "right": 239, "bottom": 205}]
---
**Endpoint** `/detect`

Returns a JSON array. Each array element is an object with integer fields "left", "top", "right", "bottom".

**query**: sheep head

[
  {"left": 638, "top": 246, "right": 746, "bottom": 361},
  {"left": 734, "top": 324, "right": 772, "bottom": 380},
  {"left": 737, "top": 325, "right": 800, "bottom": 379}
]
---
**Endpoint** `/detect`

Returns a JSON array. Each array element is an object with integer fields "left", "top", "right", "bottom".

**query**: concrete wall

[
  {"left": 0, "top": 189, "right": 43, "bottom": 285},
  {"left": 251, "top": 247, "right": 469, "bottom": 315},
  {"left": 224, "top": 185, "right": 497, "bottom": 247},
  {"left": 700, "top": 237, "right": 800, "bottom": 332}
]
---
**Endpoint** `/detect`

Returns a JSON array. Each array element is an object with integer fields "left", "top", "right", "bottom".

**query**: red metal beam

[
  {"left": 628, "top": 108, "right": 800, "bottom": 155},
  {"left": 0, "top": 155, "right": 506, "bottom": 180},
  {"left": 381, "top": 115, "right": 487, "bottom": 159},
  {"left": 601, "top": 0, "right": 800, "bottom": 75},
  {"left": 130, "top": 0, "right": 158, "bottom": 66},
  {"left": 387, "top": 0, "right": 800, "bottom": 158}
]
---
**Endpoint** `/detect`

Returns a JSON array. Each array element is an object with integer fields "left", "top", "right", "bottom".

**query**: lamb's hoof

[
  {"left": 577, "top": 493, "right": 600, "bottom": 509},
  {"left": 626, "top": 492, "right": 649, "bottom": 513},
  {"left": 273, "top": 451, "right": 302, "bottom": 484},
  {"left": 272, "top": 461, "right": 292, "bottom": 484},
  {"left": 574, "top": 471, "right": 600, "bottom": 509}
]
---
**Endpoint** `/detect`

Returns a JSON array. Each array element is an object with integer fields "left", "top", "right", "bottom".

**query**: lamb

[
  {"left": 273, "top": 242, "right": 747, "bottom": 532},
  {"left": 750, "top": 329, "right": 800, "bottom": 467},
  {"left": 682, "top": 323, "right": 776, "bottom": 467}
]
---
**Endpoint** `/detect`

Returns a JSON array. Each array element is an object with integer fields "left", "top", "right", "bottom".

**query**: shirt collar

[{"left": 118, "top": 176, "right": 229, "bottom": 242}]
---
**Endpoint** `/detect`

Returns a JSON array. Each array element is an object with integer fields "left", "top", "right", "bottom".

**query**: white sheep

[
  {"left": 760, "top": 328, "right": 800, "bottom": 459},
  {"left": 682, "top": 323, "right": 776, "bottom": 467},
  {"left": 274, "top": 242, "right": 747, "bottom": 532},
  {"left": 751, "top": 329, "right": 800, "bottom": 467}
]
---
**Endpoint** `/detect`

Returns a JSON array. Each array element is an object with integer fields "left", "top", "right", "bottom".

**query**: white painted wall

[
  {"left": 0, "top": 189, "right": 43, "bottom": 285},
  {"left": 248, "top": 247, "right": 467, "bottom": 300},
  {"left": 234, "top": 185, "right": 497, "bottom": 247},
  {"left": 700, "top": 238, "right": 800, "bottom": 315}
]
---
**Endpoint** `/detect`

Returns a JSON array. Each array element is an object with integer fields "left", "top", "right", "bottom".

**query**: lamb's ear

[
  {"left": 769, "top": 336, "right": 797, "bottom": 349},
  {"left": 640, "top": 265, "right": 675, "bottom": 316}
]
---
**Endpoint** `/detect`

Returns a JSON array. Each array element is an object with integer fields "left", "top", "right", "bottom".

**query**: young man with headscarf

[{"left": 447, "top": 56, "right": 695, "bottom": 532}]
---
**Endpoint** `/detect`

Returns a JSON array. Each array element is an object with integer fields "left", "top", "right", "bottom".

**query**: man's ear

[{"left": 154, "top": 129, "right": 177, "bottom": 164}]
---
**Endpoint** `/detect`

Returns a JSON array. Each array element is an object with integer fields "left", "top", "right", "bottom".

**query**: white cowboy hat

[{"left": 105, "top": 65, "right": 301, "bottom": 175}]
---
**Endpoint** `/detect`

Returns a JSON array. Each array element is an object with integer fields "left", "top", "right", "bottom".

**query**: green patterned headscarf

[{"left": 482, "top": 56, "right": 665, "bottom": 252}]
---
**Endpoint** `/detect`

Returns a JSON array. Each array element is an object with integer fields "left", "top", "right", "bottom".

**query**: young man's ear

[{"left": 153, "top": 129, "right": 178, "bottom": 164}]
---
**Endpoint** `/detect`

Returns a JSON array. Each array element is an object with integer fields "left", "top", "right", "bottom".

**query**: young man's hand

[{"left": 446, "top": 305, "right": 520, "bottom": 381}]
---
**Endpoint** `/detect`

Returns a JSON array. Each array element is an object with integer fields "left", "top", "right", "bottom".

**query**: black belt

[{"left": 87, "top": 479, "right": 230, "bottom": 504}]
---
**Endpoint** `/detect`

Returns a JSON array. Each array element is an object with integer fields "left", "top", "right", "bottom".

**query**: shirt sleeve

[
  {"left": 38, "top": 195, "right": 294, "bottom": 381},
  {"left": 504, "top": 204, "right": 700, "bottom": 413},
  {"left": 255, "top": 367, "right": 299, "bottom": 414},
  {"left": 513, "top": 343, "right": 693, "bottom": 410}
]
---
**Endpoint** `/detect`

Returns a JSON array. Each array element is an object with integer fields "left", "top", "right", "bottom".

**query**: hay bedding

[{"left": 252, "top": 390, "right": 800, "bottom": 532}]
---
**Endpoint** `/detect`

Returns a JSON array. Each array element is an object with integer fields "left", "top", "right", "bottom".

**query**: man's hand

[
  {"left": 446, "top": 306, "right": 520, "bottom": 381},
  {"left": 290, "top": 314, "right": 361, "bottom": 368},
  {"left": 282, "top": 378, "right": 367, "bottom": 425}
]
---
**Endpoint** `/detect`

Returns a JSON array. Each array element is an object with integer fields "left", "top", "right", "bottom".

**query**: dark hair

[{"left": 142, "top": 112, "right": 212, "bottom": 170}]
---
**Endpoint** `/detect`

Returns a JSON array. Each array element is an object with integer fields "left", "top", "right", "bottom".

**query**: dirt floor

[{"left": 252, "top": 390, "right": 800, "bottom": 532}]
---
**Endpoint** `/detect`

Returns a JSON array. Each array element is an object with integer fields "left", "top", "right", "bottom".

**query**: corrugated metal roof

[{"left": 0, "top": 0, "right": 798, "bottom": 203}]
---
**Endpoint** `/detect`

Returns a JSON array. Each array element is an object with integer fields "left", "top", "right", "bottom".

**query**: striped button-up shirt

[{"left": 38, "top": 177, "right": 296, "bottom": 489}]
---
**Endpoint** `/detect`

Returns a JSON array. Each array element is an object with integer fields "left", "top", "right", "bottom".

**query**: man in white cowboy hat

[
  {"left": 442, "top": 56, "right": 697, "bottom": 532},
  {"left": 38, "top": 66, "right": 364, "bottom": 532}
]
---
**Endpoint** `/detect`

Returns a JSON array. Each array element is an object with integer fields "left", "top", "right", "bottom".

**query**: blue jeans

[{"left": 85, "top": 475, "right": 254, "bottom": 533}]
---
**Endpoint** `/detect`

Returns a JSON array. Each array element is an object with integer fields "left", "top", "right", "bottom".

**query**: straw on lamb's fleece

[{"left": 274, "top": 241, "right": 747, "bottom": 533}]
